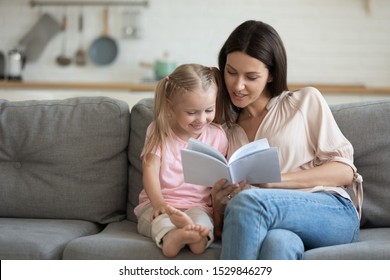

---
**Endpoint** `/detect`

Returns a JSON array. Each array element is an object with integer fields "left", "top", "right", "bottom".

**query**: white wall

[{"left": 0, "top": 0, "right": 389, "bottom": 105}]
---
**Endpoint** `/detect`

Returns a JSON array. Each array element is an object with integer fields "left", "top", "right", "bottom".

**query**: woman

[{"left": 212, "top": 20, "right": 363, "bottom": 260}]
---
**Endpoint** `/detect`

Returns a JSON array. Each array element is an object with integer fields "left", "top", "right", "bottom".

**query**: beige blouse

[{"left": 224, "top": 87, "right": 363, "bottom": 218}]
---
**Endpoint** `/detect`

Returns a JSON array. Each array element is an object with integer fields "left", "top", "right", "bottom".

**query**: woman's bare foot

[
  {"left": 166, "top": 205, "right": 193, "bottom": 228},
  {"left": 162, "top": 224, "right": 209, "bottom": 257}
]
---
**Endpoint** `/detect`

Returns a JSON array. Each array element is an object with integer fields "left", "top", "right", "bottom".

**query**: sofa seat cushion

[
  {"left": 0, "top": 97, "right": 130, "bottom": 224},
  {"left": 304, "top": 228, "right": 390, "bottom": 259},
  {"left": 0, "top": 218, "right": 103, "bottom": 260},
  {"left": 63, "top": 219, "right": 221, "bottom": 260}
]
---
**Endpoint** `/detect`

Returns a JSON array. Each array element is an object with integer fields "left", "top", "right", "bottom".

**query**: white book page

[
  {"left": 229, "top": 147, "right": 281, "bottom": 184},
  {"left": 229, "top": 138, "right": 270, "bottom": 163},
  {"left": 187, "top": 138, "right": 228, "bottom": 164},
  {"left": 181, "top": 150, "right": 232, "bottom": 186}
]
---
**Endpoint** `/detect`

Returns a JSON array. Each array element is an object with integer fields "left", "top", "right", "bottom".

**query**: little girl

[{"left": 134, "top": 64, "right": 228, "bottom": 257}]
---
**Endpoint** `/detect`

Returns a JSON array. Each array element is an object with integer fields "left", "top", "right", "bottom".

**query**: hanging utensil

[
  {"left": 0, "top": 50, "right": 5, "bottom": 80},
  {"left": 19, "top": 13, "right": 61, "bottom": 63},
  {"left": 89, "top": 7, "right": 118, "bottom": 66},
  {"left": 75, "top": 8, "right": 87, "bottom": 66},
  {"left": 56, "top": 10, "right": 71, "bottom": 66}
]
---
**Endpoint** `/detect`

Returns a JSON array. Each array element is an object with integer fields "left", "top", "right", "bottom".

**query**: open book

[{"left": 181, "top": 138, "right": 281, "bottom": 186}]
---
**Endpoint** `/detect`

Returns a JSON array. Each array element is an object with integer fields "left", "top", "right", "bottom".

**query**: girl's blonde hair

[{"left": 143, "top": 64, "right": 222, "bottom": 161}]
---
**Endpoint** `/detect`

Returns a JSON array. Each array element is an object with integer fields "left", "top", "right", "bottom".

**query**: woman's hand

[
  {"left": 211, "top": 179, "right": 245, "bottom": 214},
  {"left": 211, "top": 179, "right": 247, "bottom": 239}
]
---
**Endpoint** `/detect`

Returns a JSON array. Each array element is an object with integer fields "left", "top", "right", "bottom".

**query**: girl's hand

[{"left": 151, "top": 203, "right": 170, "bottom": 220}]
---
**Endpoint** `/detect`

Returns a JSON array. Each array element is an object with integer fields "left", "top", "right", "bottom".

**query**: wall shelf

[
  {"left": 0, "top": 81, "right": 156, "bottom": 92},
  {"left": 30, "top": 0, "right": 149, "bottom": 8}
]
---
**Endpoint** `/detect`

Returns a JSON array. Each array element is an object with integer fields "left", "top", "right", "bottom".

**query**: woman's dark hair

[{"left": 215, "top": 20, "right": 288, "bottom": 124}]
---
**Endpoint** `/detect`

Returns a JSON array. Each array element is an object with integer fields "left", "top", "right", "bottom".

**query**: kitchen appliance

[
  {"left": 139, "top": 52, "right": 176, "bottom": 80},
  {"left": 7, "top": 48, "right": 25, "bottom": 81},
  {"left": 154, "top": 58, "right": 176, "bottom": 80}
]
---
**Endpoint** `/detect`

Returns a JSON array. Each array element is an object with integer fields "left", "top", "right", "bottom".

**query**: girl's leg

[
  {"left": 162, "top": 224, "right": 209, "bottom": 257},
  {"left": 185, "top": 208, "right": 214, "bottom": 253},
  {"left": 162, "top": 206, "right": 210, "bottom": 256},
  {"left": 220, "top": 189, "right": 360, "bottom": 260},
  {"left": 138, "top": 204, "right": 210, "bottom": 257},
  {"left": 137, "top": 203, "right": 158, "bottom": 238},
  {"left": 259, "top": 229, "right": 304, "bottom": 260}
]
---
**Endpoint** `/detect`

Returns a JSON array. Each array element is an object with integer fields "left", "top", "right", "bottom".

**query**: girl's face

[
  {"left": 224, "top": 51, "right": 271, "bottom": 108},
  {"left": 169, "top": 85, "right": 217, "bottom": 141}
]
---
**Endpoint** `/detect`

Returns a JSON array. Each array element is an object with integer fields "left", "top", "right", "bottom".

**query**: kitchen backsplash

[{"left": 0, "top": 0, "right": 389, "bottom": 86}]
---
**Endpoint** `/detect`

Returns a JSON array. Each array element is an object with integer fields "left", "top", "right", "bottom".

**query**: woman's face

[{"left": 224, "top": 51, "right": 271, "bottom": 108}]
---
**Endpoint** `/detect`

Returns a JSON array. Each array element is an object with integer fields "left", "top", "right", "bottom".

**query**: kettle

[
  {"left": 139, "top": 52, "right": 176, "bottom": 81},
  {"left": 7, "top": 48, "right": 26, "bottom": 81}
]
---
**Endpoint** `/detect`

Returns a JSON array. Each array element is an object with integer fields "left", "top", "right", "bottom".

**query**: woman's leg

[
  {"left": 220, "top": 189, "right": 360, "bottom": 260},
  {"left": 259, "top": 229, "right": 304, "bottom": 260}
]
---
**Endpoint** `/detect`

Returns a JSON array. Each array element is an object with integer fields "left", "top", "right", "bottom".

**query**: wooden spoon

[{"left": 75, "top": 9, "right": 86, "bottom": 66}]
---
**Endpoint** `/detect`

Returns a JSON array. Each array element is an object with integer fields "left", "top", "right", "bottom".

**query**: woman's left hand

[{"left": 211, "top": 179, "right": 247, "bottom": 214}]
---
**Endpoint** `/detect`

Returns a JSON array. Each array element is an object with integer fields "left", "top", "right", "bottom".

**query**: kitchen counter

[
  {"left": 1, "top": 81, "right": 390, "bottom": 107},
  {"left": 1, "top": 81, "right": 390, "bottom": 95}
]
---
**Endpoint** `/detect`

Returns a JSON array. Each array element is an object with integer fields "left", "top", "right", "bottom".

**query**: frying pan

[{"left": 89, "top": 8, "right": 118, "bottom": 66}]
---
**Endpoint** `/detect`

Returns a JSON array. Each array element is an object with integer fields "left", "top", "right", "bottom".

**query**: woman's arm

[
  {"left": 142, "top": 153, "right": 168, "bottom": 219},
  {"left": 259, "top": 161, "right": 354, "bottom": 189},
  {"left": 211, "top": 179, "right": 246, "bottom": 239}
]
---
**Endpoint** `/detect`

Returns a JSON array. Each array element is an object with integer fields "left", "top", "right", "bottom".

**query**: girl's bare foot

[
  {"left": 166, "top": 205, "right": 193, "bottom": 228},
  {"left": 162, "top": 224, "right": 209, "bottom": 257},
  {"left": 187, "top": 225, "right": 210, "bottom": 254}
]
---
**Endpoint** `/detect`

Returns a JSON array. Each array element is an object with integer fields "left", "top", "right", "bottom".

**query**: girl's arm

[{"left": 142, "top": 153, "right": 168, "bottom": 219}]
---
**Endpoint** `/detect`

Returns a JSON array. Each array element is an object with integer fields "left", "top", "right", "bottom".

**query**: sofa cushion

[
  {"left": 0, "top": 218, "right": 102, "bottom": 260},
  {"left": 330, "top": 100, "right": 390, "bottom": 228},
  {"left": 304, "top": 227, "right": 390, "bottom": 259},
  {"left": 0, "top": 97, "right": 130, "bottom": 224},
  {"left": 127, "top": 98, "right": 153, "bottom": 222},
  {"left": 63, "top": 219, "right": 221, "bottom": 259}
]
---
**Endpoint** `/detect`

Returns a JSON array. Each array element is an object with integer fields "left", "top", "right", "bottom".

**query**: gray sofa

[{"left": 0, "top": 96, "right": 389, "bottom": 260}]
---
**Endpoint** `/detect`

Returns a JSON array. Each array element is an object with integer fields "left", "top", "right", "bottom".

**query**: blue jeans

[{"left": 220, "top": 189, "right": 360, "bottom": 259}]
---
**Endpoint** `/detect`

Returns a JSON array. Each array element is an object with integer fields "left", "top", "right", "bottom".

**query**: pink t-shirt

[{"left": 134, "top": 123, "right": 228, "bottom": 216}]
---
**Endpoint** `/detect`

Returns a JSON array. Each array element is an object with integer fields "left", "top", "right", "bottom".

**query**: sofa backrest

[
  {"left": 128, "top": 98, "right": 390, "bottom": 229},
  {"left": 330, "top": 100, "right": 390, "bottom": 228},
  {"left": 127, "top": 98, "right": 153, "bottom": 222},
  {"left": 0, "top": 97, "right": 130, "bottom": 224}
]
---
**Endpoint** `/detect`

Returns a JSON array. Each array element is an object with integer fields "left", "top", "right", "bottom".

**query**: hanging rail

[{"left": 30, "top": 0, "right": 149, "bottom": 7}]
